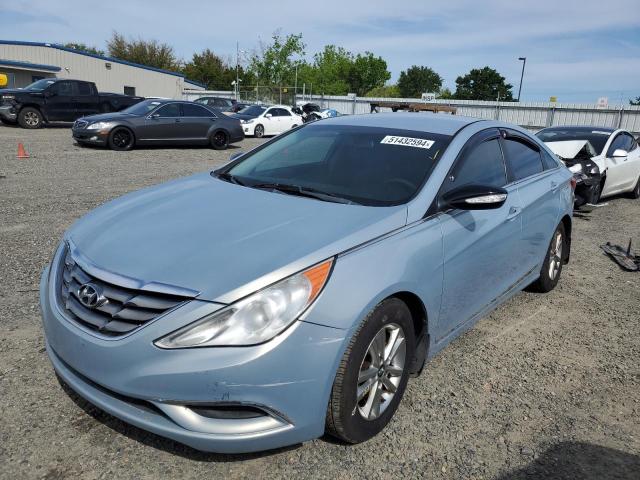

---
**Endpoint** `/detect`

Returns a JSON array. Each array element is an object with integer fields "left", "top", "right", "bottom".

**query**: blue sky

[{"left": 1, "top": 0, "right": 639, "bottom": 103}]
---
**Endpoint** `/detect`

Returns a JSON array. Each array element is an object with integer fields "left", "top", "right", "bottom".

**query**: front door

[
  {"left": 262, "top": 108, "right": 280, "bottom": 135},
  {"left": 603, "top": 132, "right": 640, "bottom": 195},
  {"left": 437, "top": 129, "right": 523, "bottom": 340},
  {"left": 45, "top": 81, "right": 76, "bottom": 121},
  {"left": 136, "top": 103, "right": 184, "bottom": 141}
]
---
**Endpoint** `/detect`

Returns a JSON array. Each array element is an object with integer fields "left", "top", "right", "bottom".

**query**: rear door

[
  {"left": 437, "top": 128, "right": 523, "bottom": 338},
  {"left": 501, "top": 129, "right": 560, "bottom": 276},
  {"left": 136, "top": 103, "right": 183, "bottom": 141},
  {"left": 74, "top": 81, "right": 99, "bottom": 118},
  {"left": 181, "top": 103, "right": 217, "bottom": 141}
]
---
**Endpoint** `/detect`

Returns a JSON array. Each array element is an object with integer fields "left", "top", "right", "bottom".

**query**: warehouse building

[{"left": 0, "top": 40, "right": 204, "bottom": 98}]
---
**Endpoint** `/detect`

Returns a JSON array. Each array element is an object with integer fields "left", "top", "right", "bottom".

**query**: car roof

[
  {"left": 539, "top": 126, "right": 615, "bottom": 133},
  {"left": 321, "top": 113, "right": 483, "bottom": 136}
]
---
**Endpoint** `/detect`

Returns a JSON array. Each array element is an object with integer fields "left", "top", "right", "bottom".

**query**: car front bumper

[
  {"left": 40, "top": 259, "right": 348, "bottom": 453},
  {"left": 0, "top": 104, "right": 17, "bottom": 122},
  {"left": 72, "top": 128, "right": 109, "bottom": 146}
]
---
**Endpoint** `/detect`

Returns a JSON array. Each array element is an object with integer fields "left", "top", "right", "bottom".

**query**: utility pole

[
  {"left": 294, "top": 64, "right": 298, "bottom": 105},
  {"left": 517, "top": 57, "right": 527, "bottom": 102},
  {"left": 236, "top": 41, "right": 240, "bottom": 101}
]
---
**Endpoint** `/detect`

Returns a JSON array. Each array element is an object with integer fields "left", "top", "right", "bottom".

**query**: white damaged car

[{"left": 537, "top": 126, "right": 640, "bottom": 205}]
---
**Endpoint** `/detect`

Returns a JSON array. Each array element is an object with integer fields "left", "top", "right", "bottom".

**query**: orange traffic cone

[{"left": 17, "top": 143, "right": 29, "bottom": 159}]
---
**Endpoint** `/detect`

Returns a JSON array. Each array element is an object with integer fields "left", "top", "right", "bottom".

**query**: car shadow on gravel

[
  {"left": 495, "top": 441, "right": 640, "bottom": 480},
  {"left": 58, "top": 378, "right": 302, "bottom": 462},
  {"left": 74, "top": 142, "right": 243, "bottom": 151}
]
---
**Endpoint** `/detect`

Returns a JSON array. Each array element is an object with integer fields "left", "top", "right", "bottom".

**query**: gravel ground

[{"left": 0, "top": 126, "right": 639, "bottom": 480}]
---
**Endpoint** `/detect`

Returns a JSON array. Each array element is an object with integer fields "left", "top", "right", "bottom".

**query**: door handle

[
  {"left": 175, "top": 119, "right": 181, "bottom": 123},
  {"left": 550, "top": 181, "right": 559, "bottom": 191}
]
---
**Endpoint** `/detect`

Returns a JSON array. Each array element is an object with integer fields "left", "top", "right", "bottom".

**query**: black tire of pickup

[{"left": 18, "top": 107, "right": 43, "bottom": 129}]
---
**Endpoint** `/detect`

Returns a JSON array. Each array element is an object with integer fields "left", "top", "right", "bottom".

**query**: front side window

[
  {"left": 503, "top": 138, "right": 543, "bottom": 181},
  {"left": 50, "top": 81, "right": 73, "bottom": 96},
  {"left": 224, "top": 124, "right": 452, "bottom": 206},
  {"left": 154, "top": 103, "right": 181, "bottom": 117},
  {"left": 608, "top": 133, "right": 635, "bottom": 156},
  {"left": 443, "top": 137, "right": 506, "bottom": 194}
]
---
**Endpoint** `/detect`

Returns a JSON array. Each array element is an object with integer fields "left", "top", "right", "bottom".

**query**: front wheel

[
  {"left": 326, "top": 298, "right": 415, "bottom": 444},
  {"left": 589, "top": 181, "right": 602, "bottom": 205},
  {"left": 528, "top": 223, "right": 565, "bottom": 293},
  {"left": 108, "top": 127, "right": 135, "bottom": 151},
  {"left": 628, "top": 176, "right": 640, "bottom": 199},
  {"left": 18, "top": 107, "right": 43, "bottom": 129},
  {"left": 254, "top": 124, "right": 264, "bottom": 138}
]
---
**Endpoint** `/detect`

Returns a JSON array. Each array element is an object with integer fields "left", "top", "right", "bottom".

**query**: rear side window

[
  {"left": 443, "top": 138, "right": 506, "bottom": 193},
  {"left": 541, "top": 149, "right": 559, "bottom": 170},
  {"left": 503, "top": 138, "right": 543, "bottom": 181},
  {"left": 183, "top": 103, "right": 213, "bottom": 117},
  {"left": 77, "top": 82, "right": 93, "bottom": 95}
]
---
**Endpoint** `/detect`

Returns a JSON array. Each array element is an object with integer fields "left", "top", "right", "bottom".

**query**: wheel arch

[
  {"left": 560, "top": 214, "right": 572, "bottom": 263},
  {"left": 18, "top": 104, "right": 46, "bottom": 121},
  {"left": 390, "top": 291, "right": 429, "bottom": 375}
]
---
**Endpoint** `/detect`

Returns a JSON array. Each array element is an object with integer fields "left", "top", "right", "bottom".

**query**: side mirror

[
  {"left": 150, "top": 113, "right": 160, "bottom": 119},
  {"left": 45, "top": 90, "right": 56, "bottom": 98},
  {"left": 265, "top": 113, "right": 272, "bottom": 118},
  {"left": 229, "top": 151, "right": 244, "bottom": 161},
  {"left": 612, "top": 148, "right": 628, "bottom": 158},
  {"left": 441, "top": 185, "right": 508, "bottom": 210}
]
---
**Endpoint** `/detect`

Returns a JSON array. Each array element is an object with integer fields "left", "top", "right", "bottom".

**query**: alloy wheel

[
  {"left": 112, "top": 130, "right": 131, "bottom": 148},
  {"left": 213, "top": 131, "right": 227, "bottom": 148},
  {"left": 356, "top": 323, "right": 406, "bottom": 421},
  {"left": 548, "top": 231, "right": 563, "bottom": 280},
  {"left": 24, "top": 111, "right": 40, "bottom": 127}
]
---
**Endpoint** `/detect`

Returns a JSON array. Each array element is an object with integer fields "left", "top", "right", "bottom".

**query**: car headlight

[
  {"left": 568, "top": 163, "right": 582, "bottom": 174},
  {"left": 155, "top": 259, "right": 333, "bottom": 348},
  {"left": 241, "top": 119, "right": 255, "bottom": 124},
  {"left": 87, "top": 121, "right": 114, "bottom": 130}
]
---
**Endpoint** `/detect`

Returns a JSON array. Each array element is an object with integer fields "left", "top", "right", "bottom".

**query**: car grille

[
  {"left": 73, "top": 120, "right": 88, "bottom": 129},
  {"left": 57, "top": 246, "right": 190, "bottom": 336}
]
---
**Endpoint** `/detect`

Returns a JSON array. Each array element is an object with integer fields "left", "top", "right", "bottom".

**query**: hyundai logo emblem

[{"left": 77, "top": 283, "right": 107, "bottom": 309}]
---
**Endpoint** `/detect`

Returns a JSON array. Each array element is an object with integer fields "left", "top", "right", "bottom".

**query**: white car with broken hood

[{"left": 537, "top": 126, "right": 640, "bottom": 204}]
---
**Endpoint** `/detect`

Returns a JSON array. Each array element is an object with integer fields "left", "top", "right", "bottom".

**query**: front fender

[{"left": 302, "top": 216, "right": 444, "bottom": 338}]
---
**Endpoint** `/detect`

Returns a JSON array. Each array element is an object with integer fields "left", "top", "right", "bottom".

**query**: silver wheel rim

[
  {"left": 548, "top": 231, "right": 563, "bottom": 280},
  {"left": 25, "top": 111, "right": 39, "bottom": 126},
  {"left": 356, "top": 323, "right": 406, "bottom": 421}
]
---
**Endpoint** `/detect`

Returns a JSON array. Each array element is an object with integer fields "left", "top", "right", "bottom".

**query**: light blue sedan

[{"left": 40, "top": 114, "right": 574, "bottom": 453}]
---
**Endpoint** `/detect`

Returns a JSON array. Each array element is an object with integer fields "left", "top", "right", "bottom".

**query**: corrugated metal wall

[
  {"left": 0, "top": 44, "right": 203, "bottom": 98},
  {"left": 291, "top": 94, "right": 640, "bottom": 134}
]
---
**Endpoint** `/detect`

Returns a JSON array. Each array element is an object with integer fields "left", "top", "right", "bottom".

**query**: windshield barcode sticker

[{"left": 380, "top": 135, "right": 434, "bottom": 149}]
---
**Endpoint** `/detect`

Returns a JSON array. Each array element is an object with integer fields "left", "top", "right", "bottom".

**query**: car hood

[
  {"left": 66, "top": 173, "right": 407, "bottom": 303},
  {"left": 545, "top": 140, "right": 597, "bottom": 159},
  {"left": 78, "top": 112, "right": 136, "bottom": 123}
]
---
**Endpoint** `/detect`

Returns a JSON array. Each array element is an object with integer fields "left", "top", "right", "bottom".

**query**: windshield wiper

[
  {"left": 213, "top": 171, "right": 245, "bottom": 186},
  {"left": 250, "top": 182, "right": 359, "bottom": 205}
]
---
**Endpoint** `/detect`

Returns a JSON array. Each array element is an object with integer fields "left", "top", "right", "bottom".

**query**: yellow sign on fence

[{"left": 0, "top": 73, "right": 8, "bottom": 87}]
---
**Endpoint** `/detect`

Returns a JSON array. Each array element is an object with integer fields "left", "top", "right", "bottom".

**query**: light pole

[
  {"left": 235, "top": 42, "right": 246, "bottom": 101},
  {"left": 517, "top": 57, "right": 526, "bottom": 102}
]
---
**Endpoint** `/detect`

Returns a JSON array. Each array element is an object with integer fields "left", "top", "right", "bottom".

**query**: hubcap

[
  {"left": 113, "top": 130, "right": 130, "bottom": 148},
  {"left": 548, "top": 232, "right": 563, "bottom": 280},
  {"left": 25, "top": 111, "right": 39, "bottom": 126},
  {"left": 356, "top": 323, "right": 406, "bottom": 421}
]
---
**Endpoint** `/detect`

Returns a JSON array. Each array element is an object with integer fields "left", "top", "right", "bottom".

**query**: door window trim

[{"left": 147, "top": 102, "right": 182, "bottom": 118}]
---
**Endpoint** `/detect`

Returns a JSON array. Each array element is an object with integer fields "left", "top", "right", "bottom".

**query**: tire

[
  {"left": 589, "top": 181, "right": 602, "bottom": 205},
  {"left": 210, "top": 130, "right": 229, "bottom": 150},
  {"left": 326, "top": 298, "right": 415, "bottom": 444},
  {"left": 528, "top": 223, "right": 566, "bottom": 293},
  {"left": 254, "top": 124, "right": 264, "bottom": 138},
  {"left": 628, "top": 176, "right": 640, "bottom": 199},
  {"left": 108, "top": 127, "right": 135, "bottom": 151},
  {"left": 18, "top": 107, "right": 43, "bottom": 129}
]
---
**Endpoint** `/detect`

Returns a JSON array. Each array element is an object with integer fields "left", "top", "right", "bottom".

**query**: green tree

[
  {"left": 249, "top": 32, "right": 305, "bottom": 87},
  {"left": 182, "top": 49, "right": 237, "bottom": 90},
  {"left": 349, "top": 52, "right": 390, "bottom": 96},
  {"left": 438, "top": 87, "right": 454, "bottom": 99},
  {"left": 365, "top": 84, "right": 401, "bottom": 97},
  {"left": 63, "top": 42, "right": 105, "bottom": 56},
  {"left": 300, "top": 45, "right": 352, "bottom": 95},
  {"left": 397, "top": 65, "right": 443, "bottom": 98},
  {"left": 630, "top": 96, "right": 640, "bottom": 105},
  {"left": 107, "top": 32, "right": 179, "bottom": 70},
  {"left": 454, "top": 66, "right": 514, "bottom": 101}
]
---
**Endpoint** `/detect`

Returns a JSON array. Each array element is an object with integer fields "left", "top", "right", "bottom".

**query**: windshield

[
  {"left": 224, "top": 124, "right": 452, "bottom": 206},
  {"left": 24, "top": 79, "right": 57, "bottom": 91},
  {"left": 238, "top": 105, "right": 266, "bottom": 117},
  {"left": 536, "top": 128, "right": 611, "bottom": 155},
  {"left": 121, "top": 100, "right": 163, "bottom": 115}
]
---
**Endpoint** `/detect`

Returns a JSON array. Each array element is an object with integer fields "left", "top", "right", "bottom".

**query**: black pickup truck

[{"left": 0, "top": 78, "right": 144, "bottom": 128}]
